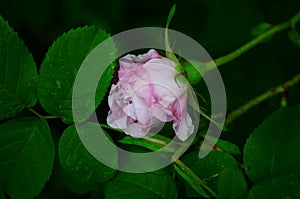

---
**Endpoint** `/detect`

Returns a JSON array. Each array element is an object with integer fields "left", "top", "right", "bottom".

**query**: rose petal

[
  {"left": 173, "top": 112, "right": 194, "bottom": 141},
  {"left": 131, "top": 95, "right": 150, "bottom": 124},
  {"left": 107, "top": 49, "right": 195, "bottom": 140},
  {"left": 150, "top": 104, "right": 169, "bottom": 122},
  {"left": 171, "top": 93, "right": 194, "bottom": 141},
  {"left": 124, "top": 123, "right": 149, "bottom": 138}
]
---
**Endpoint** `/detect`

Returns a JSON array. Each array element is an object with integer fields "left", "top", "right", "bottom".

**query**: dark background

[{"left": 1, "top": 0, "right": 300, "bottom": 147}]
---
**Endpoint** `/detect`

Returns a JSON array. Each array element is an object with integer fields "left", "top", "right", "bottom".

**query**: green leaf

[
  {"left": 244, "top": 106, "right": 300, "bottom": 183},
  {"left": 251, "top": 22, "right": 272, "bottom": 36},
  {"left": 216, "top": 139, "right": 241, "bottom": 155},
  {"left": 247, "top": 174, "right": 300, "bottom": 199},
  {"left": 58, "top": 124, "right": 117, "bottom": 191},
  {"left": 166, "top": 4, "right": 176, "bottom": 29},
  {"left": 119, "top": 136, "right": 162, "bottom": 150},
  {"left": 35, "top": 154, "right": 85, "bottom": 199},
  {"left": 104, "top": 172, "right": 178, "bottom": 199},
  {"left": 288, "top": 28, "right": 300, "bottom": 48},
  {"left": 118, "top": 136, "right": 174, "bottom": 152},
  {"left": 182, "top": 151, "right": 246, "bottom": 198},
  {"left": 165, "top": 4, "right": 179, "bottom": 64},
  {"left": 174, "top": 164, "right": 209, "bottom": 198},
  {"left": 217, "top": 168, "right": 248, "bottom": 199},
  {"left": 251, "top": 22, "right": 273, "bottom": 43},
  {"left": 38, "top": 26, "right": 115, "bottom": 123},
  {"left": 182, "top": 60, "right": 202, "bottom": 85},
  {"left": 0, "top": 118, "right": 54, "bottom": 199},
  {"left": 61, "top": 168, "right": 99, "bottom": 194},
  {"left": 0, "top": 16, "right": 37, "bottom": 120},
  {"left": 118, "top": 144, "right": 172, "bottom": 175}
]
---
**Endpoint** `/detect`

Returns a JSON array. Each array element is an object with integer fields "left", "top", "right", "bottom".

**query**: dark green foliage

[
  {"left": 0, "top": 1, "right": 300, "bottom": 198},
  {"left": 104, "top": 172, "right": 178, "bottom": 199},
  {"left": 0, "top": 118, "right": 54, "bottom": 199},
  {"left": 38, "top": 26, "right": 114, "bottom": 124},
  {"left": 182, "top": 151, "right": 247, "bottom": 199},
  {"left": 58, "top": 125, "right": 117, "bottom": 193},
  {"left": 244, "top": 106, "right": 300, "bottom": 183},
  {"left": 0, "top": 16, "right": 37, "bottom": 120}
]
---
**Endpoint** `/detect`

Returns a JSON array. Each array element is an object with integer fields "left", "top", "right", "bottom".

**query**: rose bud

[{"left": 107, "top": 49, "right": 194, "bottom": 141}]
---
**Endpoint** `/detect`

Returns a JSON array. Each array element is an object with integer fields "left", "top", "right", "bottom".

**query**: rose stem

[
  {"left": 225, "top": 72, "right": 300, "bottom": 125},
  {"left": 204, "top": 10, "right": 300, "bottom": 71}
]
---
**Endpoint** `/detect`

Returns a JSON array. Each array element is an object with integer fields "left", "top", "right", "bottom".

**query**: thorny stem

[
  {"left": 225, "top": 73, "right": 300, "bottom": 125},
  {"left": 204, "top": 10, "right": 300, "bottom": 71}
]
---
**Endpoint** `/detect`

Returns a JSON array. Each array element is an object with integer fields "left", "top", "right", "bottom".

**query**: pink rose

[{"left": 107, "top": 49, "right": 194, "bottom": 141}]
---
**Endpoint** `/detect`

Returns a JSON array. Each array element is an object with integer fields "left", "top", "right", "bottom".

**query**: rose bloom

[{"left": 107, "top": 49, "right": 194, "bottom": 141}]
